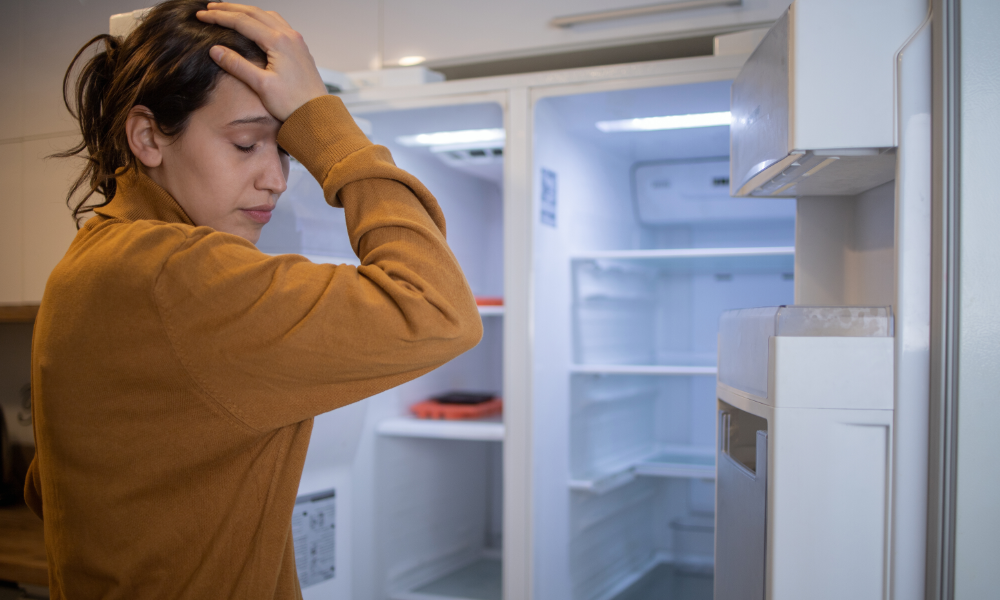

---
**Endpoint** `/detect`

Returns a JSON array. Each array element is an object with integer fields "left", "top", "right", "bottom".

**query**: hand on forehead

[{"left": 197, "top": 2, "right": 328, "bottom": 122}]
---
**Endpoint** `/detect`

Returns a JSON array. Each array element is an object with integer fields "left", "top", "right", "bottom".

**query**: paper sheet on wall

[{"left": 292, "top": 489, "right": 336, "bottom": 588}]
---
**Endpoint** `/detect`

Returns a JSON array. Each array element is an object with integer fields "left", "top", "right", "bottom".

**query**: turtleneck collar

[{"left": 93, "top": 168, "right": 195, "bottom": 226}]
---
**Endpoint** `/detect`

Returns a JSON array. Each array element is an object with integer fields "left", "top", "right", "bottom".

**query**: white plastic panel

[
  {"left": 790, "top": 0, "right": 925, "bottom": 151},
  {"left": 770, "top": 336, "right": 894, "bottom": 410},
  {"left": 717, "top": 307, "right": 779, "bottom": 399},
  {"left": 729, "top": 9, "right": 789, "bottom": 194}
]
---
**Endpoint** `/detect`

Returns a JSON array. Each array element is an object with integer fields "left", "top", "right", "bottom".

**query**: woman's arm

[{"left": 152, "top": 92, "right": 482, "bottom": 432}]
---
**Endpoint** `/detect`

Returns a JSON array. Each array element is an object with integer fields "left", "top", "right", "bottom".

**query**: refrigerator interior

[
  {"left": 531, "top": 80, "right": 795, "bottom": 600},
  {"left": 266, "top": 102, "right": 506, "bottom": 599}
]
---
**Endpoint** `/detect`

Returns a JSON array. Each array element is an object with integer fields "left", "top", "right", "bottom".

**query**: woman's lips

[{"left": 242, "top": 206, "right": 273, "bottom": 224}]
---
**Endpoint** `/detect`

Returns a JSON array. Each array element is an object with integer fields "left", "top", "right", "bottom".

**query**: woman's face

[{"left": 154, "top": 73, "right": 289, "bottom": 244}]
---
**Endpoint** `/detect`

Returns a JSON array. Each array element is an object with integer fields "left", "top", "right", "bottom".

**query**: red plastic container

[{"left": 410, "top": 398, "right": 503, "bottom": 420}]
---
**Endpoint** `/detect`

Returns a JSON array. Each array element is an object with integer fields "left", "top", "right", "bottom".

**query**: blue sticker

[{"left": 540, "top": 168, "right": 557, "bottom": 227}]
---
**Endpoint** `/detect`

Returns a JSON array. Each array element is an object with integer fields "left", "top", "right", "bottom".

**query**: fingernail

[{"left": 210, "top": 46, "right": 225, "bottom": 62}]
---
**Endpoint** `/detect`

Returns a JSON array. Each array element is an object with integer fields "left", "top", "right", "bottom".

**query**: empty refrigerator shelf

[
  {"left": 377, "top": 416, "right": 504, "bottom": 442},
  {"left": 609, "top": 562, "right": 712, "bottom": 600},
  {"left": 569, "top": 447, "right": 716, "bottom": 494},
  {"left": 477, "top": 305, "right": 504, "bottom": 317},
  {"left": 570, "top": 364, "right": 717, "bottom": 376},
  {"left": 634, "top": 448, "right": 716, "bottom": 478},
  {"left": 392, "top": 557, "right": 502, "bottom": 600},
  {"left": 571, "top": 246, "right": 795, "bottom": 274}
]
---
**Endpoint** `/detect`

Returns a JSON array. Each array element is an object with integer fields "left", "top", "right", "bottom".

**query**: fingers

[{"left": 209, "top": 45, "right": 266, "bottom": 91}]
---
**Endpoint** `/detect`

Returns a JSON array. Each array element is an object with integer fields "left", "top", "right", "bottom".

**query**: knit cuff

[{"left": 277, "top": 95, "right": 373, "bottom": 187}]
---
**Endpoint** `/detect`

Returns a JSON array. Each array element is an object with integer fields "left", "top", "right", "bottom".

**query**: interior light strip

[
  {"left": 596, "top": 111, "right": 732, "bottom": 132},
  {"left": 396, "top": 128, "right": 506, "bottom": 147}
]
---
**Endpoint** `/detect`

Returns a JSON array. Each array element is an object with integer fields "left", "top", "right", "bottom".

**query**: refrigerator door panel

[
  {"left": 532, "top": 69, "right": 794, "bottom": 600},
  {"left": 715, "top": 425, "right": 767, "bottom": 600}
]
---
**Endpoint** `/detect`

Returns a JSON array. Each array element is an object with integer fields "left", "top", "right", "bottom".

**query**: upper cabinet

[{"left": 382, "top": 0, "right": 791, "bottom": 68}]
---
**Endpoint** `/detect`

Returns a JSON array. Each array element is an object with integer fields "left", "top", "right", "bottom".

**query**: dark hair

[{"left": 55, "top": 0, "right": 267, "bottom": 226}]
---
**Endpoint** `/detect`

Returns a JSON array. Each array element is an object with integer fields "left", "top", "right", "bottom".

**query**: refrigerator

[
  {"left": 250, "top": 0, "right": 931, "bottom": 597},
  {"left": 276, "top": 57, "right": 796, "bottom": 599}
]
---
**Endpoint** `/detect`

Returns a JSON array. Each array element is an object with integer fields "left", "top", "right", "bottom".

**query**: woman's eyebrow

[{"left": 225, "top": 115, "right": 278, "bottom": 127}]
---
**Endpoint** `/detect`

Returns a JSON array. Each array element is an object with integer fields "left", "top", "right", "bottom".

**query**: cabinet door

[
  {"left": 383, "top": 0, "right": 790, "bottom": 68},
  {"left": 271, "top": 0, "right": 381, "bottom": 72},
  {"left": 21, "top": 136, "right": 80, "bottom": 303},
  {"left": 0, "top": 143, "right": 23, "bottom": 304},
  {"left": 0, "top": 0, "right": 23, "bottom": 142}
]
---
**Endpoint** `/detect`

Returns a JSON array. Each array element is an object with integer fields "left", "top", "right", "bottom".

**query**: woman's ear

[{"left": 125, "top": 106, "right": 163, "bottom": 168}]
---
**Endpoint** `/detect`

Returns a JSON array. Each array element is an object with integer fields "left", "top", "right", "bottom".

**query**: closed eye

[{"left": 235, "top": 143, "right": 256, "bottom": 154}]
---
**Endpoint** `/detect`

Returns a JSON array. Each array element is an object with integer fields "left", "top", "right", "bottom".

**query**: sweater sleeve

[{"left": 152, "top": 95, "right": 483, "bottom": 432}]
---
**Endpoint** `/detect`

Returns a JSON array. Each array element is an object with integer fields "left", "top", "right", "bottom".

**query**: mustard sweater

[{"left": 24, "top": 95, "right": 483, "bottom": 599}]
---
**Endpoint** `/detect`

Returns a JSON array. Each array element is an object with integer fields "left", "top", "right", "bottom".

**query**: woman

[{"left": 25, "top": 1, "right": 482, "bottom": 598}]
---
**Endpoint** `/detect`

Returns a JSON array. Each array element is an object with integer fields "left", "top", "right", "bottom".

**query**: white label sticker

[
  {"left": 292, "top": 489, "right": 336, "bottom": 588},
  {"left": 540, "top": 168, "right": 557, "bottom": 227}
]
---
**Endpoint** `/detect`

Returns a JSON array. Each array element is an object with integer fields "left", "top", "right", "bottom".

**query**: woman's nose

[{"left": 257, "top": 150, "right": 288, "bottom": 196}]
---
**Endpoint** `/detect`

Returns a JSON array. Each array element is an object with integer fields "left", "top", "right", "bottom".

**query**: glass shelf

[
  {"left": 570, "top": 364, "right": 717, "bottom": 376},
  {"left": 477, "top": 305, "right": 504, "bottom": 317},
  {"left": 391, "top": 557, "right": 502, "bottom": 600},
  {"left": 635, "top": 448, "right": 716, "bottom": 479},
  {"left": 377, "top": 416, "right": 504, "bottom": 442},
  {"left": 571, "top": 246, "right": 795, "bottom": 275},
  {"left": 569, "top": 447, "right": 716, "bottom": 494}
]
